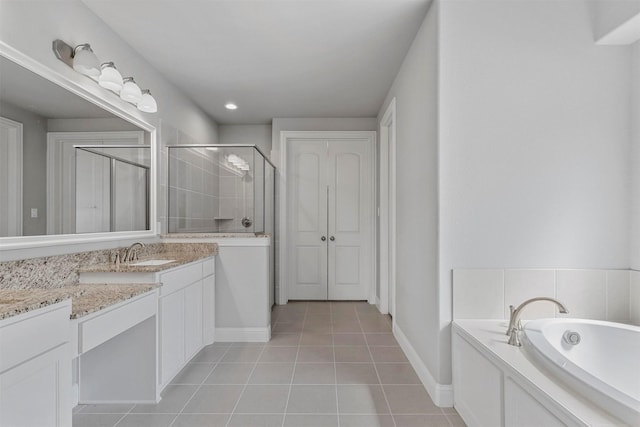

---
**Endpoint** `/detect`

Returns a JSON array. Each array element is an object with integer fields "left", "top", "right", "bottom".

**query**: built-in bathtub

[{"left": 522, "top": 318, "right": 640, "bottom": 426}]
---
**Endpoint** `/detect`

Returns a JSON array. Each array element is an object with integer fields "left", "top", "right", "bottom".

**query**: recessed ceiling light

[{"left": 225, "top": 102, "right": 238, "bottom": 110}]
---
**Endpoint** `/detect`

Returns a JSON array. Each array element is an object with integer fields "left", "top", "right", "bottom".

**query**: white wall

[
  {"left": 632, "top": 41, "right": 640, "bottom": 269},
  {"left": 0, "top": 0, "right": 219, "bottom": 257},
  {"left": 439, "top": 0, "right": 631, "bottom": 385},
  {"left": 590, "top": 0, "right": 640, "bottom": 43},
  {"left": 377, "top": 0, "right": 440, "bottom": 396},
  {"left": 218, "top": 124, "right": 272, "bottom": 158}
]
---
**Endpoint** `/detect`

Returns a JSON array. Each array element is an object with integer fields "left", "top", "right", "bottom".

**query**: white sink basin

[{"left": 129, "top": 259, "right": 176, "bottom": 266}]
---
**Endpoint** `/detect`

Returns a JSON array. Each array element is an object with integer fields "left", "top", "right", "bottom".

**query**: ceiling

[{"left": 82, "top": 0, "right": 431, "bottom": 124}]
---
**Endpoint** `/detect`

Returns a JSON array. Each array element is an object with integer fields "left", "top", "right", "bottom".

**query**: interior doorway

[
  {"left": 379, "top": 99, "right": 397, "bottom": 317},
  {"left": 281, "top": 131, "right": 376, "bottom": 302}
]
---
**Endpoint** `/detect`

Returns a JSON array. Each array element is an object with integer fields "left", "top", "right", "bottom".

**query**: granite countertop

[
  {"left": 0, "top": 283, "right": 160, "bottom": 320},
  {"left": 78, "top": 243, "right": 217, "bottom": 274}
]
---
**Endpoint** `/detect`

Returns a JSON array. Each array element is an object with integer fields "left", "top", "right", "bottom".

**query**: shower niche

[{"left": 167, "top": 145, "right": 275, "bottom": 234}]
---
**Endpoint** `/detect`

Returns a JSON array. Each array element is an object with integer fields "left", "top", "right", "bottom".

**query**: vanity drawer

[
  {"left": 159, "top": 262, "right": 202, "bottom": 296},
  {"left": 0, "top": 301, "right": 71, "bottom": 372},
  {"left": 78, "top": 291, "right": 156, "bottom": 354}
]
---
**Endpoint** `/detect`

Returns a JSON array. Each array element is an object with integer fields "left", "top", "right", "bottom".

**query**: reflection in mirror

[{"left": 0, "top": 54, "right": 151, "bottom": 238}]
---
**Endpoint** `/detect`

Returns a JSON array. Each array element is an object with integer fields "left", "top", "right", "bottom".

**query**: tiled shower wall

[
  {"left": 453, "top": 268, "right": 640, "bottom": 326},
  {"left": 168, "top": 146, "right": 220, "bottom": 233}
]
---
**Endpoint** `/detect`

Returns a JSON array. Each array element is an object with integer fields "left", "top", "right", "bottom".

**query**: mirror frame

[{"left": 0, "top": 41, "right": 157, "bottom": 251}]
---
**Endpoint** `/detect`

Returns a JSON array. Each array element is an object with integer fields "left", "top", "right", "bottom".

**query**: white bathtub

[{"left": 522, "top": 318, "right": 640, "bottom": 426}]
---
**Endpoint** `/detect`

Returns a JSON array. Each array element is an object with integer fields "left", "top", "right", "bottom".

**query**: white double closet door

[{"left": 287, "top": 135, "right": 374, "bottom": 300}]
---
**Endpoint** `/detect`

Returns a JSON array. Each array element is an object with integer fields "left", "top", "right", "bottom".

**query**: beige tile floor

[{"left": 74, "top": 301, "right": 466, "bottom": 427}]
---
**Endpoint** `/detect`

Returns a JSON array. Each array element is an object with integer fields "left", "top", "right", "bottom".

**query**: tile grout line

[
  {"left": 167, "top": 343, "right": 233, "bottom": 427},
  {"left": 358, "top": 306, "right": 397, "bottom": 427},
  {"left": 111, "top": 402, "right": 141, "bottom": 427},
  {"left": 223, "top": 341, "right": 268, "bottom": 427},
  {"left": 281, "top": 301, "right": 306, "bottom": 427}
]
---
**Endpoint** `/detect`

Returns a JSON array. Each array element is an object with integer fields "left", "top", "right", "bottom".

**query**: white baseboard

[
  {"left": 393, "top": 322, "right": 454, "bottom": 407},
  {"left": 215, "top": 326, "right": 271, "bottom": 342}
]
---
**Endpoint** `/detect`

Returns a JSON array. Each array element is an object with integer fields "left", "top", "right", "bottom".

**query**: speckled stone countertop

[
  {"left": 77, "top": 243, "right": 217, "bottom": 274},
  {"left": 0, "top": 283, "right": 160, "bottom": 320}
]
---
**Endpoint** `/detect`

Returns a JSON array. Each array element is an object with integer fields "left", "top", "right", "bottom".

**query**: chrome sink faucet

[
  {"left": 123, "top": 242, "right": 145, "bottom": 262},
  {"left": 506, "top": 297, "right": 569, "bottom": 346}
]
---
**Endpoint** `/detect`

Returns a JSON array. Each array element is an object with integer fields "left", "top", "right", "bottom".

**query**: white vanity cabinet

[
  {"left": 157, "top": 258, "right": 215, "bottom": 388},
  {"left": 0, "top": 300, "right": 72, "bottom": 427},
  {"left": 79, "top": 256, "right": 216, "bottom": 390}
]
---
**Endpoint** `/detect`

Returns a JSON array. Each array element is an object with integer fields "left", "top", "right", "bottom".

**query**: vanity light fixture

[
  {"left": 72, "top": 44, "right": 101, "bottom": 77},
  {"left": 98, "top": 62, "right": 123, "bottom": 93},
  {"left": 138, "top": 90, "right": 158, "bottom": 113},
  {"left": 52, "top": 39, "right": 158, "bottom": 113},
  {"left": 120, "top": 77, "right": 142, "bottom": 104},
  {"left": 225, "top": 102, "right": 238, "bottom": 110}
]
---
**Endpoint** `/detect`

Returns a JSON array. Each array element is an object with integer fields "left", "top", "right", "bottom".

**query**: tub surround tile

[
  {"left": 504, "top": 270, "right": 555, "bottom": 319},
  {"left": 454, "top": 268, "right": 632, "bottom": 323},
  {"left": 452, "top": 269, "right": 504, "bottom": 319},
  {"left": 606, "top": 270, "right": 630, "bottom": 322},
  {"left": 556, "top": 270, "right": 607, "bottom": 320}
]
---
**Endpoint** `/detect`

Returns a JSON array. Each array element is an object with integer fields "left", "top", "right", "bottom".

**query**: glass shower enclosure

[
  {"left": 74, "top": 145, "right": 150, "bottom": 233},
  {"left": 167, "top": 144, "right": 275, "bottom": 234}
]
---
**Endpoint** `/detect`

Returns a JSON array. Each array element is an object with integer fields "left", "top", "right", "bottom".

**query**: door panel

[
  {"left": 287, "top": 136, "right": 373, "bottom": 301},
  {"left": 288, "top": 140, "right": 328, "bottom": 300},
  {"left": 328, "top": 139, "right": 372, "bottom": 300}
]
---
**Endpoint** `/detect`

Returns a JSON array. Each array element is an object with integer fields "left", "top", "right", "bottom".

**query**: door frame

[
  {"left": 279, "top": 131, "right": 377, "bottom": 304},
  {"left": 379, "top": 98, "right": 397, "bottom": 316},
  {"left": 0, "top": 116, "right": 23, "bottom": 237}
]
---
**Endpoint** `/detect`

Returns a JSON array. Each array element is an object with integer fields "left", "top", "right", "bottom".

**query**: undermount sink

[{"left": 129, "top": 259, "right": 176, "bottom": 266}]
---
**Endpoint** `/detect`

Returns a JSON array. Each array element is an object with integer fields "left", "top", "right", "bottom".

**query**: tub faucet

[
  {"left": 507, "top": 297, "right": 569, "bottom": 346},
  {"left": 123, "top": 242, "right": 145, "bottom": 262}
]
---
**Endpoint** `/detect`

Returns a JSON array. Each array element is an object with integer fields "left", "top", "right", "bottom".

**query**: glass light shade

[
  {"left": 72, "top": 44, "right": 100, "bottom": 77},
  {"left": 98, "top": 62, "right": 123, "bottom": 93},
  {"left": 137, "top": 89, "right": 158, "bottom": 113},
  {"left": 120, "top": 77, "right": 142, "bottom": 103}
]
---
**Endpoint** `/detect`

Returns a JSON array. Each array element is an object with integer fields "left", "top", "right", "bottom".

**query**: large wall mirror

[{"left": 0, "top": 47, "right": 156, "bottom": 248}]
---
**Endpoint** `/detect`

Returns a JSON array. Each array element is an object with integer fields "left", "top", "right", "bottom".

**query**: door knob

[
  {"left": 330, "top": 236, "right": 335, "bottom": 241},
  {"left": 321, "top": 236, "right": 326, "bottom": 241}
]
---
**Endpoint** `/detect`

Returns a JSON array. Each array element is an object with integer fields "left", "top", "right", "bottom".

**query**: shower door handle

[{"left": 321, "top": 236, "right": 326, "bottom": 241}]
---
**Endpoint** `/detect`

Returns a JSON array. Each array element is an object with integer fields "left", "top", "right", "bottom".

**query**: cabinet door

[
  {"left": 160, "top": 291, "right": 185, "bottom": 385},
  {"left": 202, "top": 274, "right": 215, "bottom": 345},
  {"left": 184, "top": 281, "right": 204, "bottom": 360},
  {"left": 504, "top": 377, "right": 567, "bottom": 427},
  {"left": 453, "top": 333, "right": 503, "bottom": 427},
  {"left": 0, "top": 344, "right": 71, "bottom": 427}
]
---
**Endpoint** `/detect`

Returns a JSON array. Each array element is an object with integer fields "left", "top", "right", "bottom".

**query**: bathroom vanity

[{"left": 0, "top": 243, "right": 217, "bottom": 425}]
